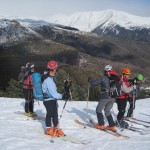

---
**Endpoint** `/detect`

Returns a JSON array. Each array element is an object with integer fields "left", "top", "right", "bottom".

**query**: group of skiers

[
  {"left": 19, "top": 61, "right": 144, "bottom": 136},
  {"left": 88, "top": 65, "right": 143, "bottom": 131},
  {"left": 19, "top": 61, "right": 70, "bottom": 136}
]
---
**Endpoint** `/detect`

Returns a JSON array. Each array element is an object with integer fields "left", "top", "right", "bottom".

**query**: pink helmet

[{"left": 47, "top": 61, "right": 58, "bottom": 70}]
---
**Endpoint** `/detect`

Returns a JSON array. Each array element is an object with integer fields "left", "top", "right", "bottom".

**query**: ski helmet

[
  {"left": 104, "top": 65, "right": 112, "bottom": 71},
  {"left": 26, "top": 62, "right": 34, "bottom": 69},
  {"left": 122, "top": 68, "right": 131, "bottom": 75},
  {"left": 137, "top": 74, "right": 143, "bottom": 81},
  {"left": 47, "top": 60, "right": 58, "bottom": 70}
]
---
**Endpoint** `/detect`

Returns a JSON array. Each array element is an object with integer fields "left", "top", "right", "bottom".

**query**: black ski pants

[
  {"left": 23, "top": 89, "right": 34, "bottom": 113},
  {"left": 43, "top": 100, "right": 58, "bottom": 128},
  {"left": 116, "top": 98, "right": 127, "bottom": 121}
]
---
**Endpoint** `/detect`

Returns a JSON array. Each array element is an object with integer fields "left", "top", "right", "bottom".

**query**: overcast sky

[{"left": 0, "top": 0, "right": 150, "bottom": 18}]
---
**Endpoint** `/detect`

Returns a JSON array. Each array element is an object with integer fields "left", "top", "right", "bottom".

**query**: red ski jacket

[{"left": 117, "top": 75, "right": 133, "bottom": 100}]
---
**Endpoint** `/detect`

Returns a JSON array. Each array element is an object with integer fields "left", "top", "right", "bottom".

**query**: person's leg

[
  {"left": 43, "top": 100, "right": 57, "bottom": 136},
  {"left": 116, "top": 98, "right": 127, "bottom": 121},
  {"left": 127, "top": 97, "right": 133, "bottom": 117},
  {"left": 23, "top": 89, "right": 30, "bottom": 113},
  {"left": 52, "top": 101, "right": 65, "bottom": 136},
  {"left": 104, "top": 98, "right": 116, "bottom": 127},
  {"left": 116, "top": 98, "right": 129, "bottom": 128},
  {"left": 96, "top": 99, "right": 108, "bottom": 127},
  {"left": 43, "top": 101, "right": 53, "bottom": 128},
  {"left": 52, "top": 101, "right": 58, "bottom": 127},
  {"left": 29, "top": 89, "right": 34, "bottom": 113}
]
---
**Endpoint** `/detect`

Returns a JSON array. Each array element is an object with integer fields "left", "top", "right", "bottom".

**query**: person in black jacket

[{"left": 88, "top": 65, "right": 118, "bottom": 132}]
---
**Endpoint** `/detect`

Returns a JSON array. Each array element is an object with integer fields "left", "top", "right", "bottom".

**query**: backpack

[
  {"left": 109, "top": 73, "right": 121, "bottom": 98},
  {"left": 32, "top": 72, "right": 44, "bottom": 101}
]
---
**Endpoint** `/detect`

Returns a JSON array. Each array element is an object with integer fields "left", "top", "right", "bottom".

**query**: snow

[
  {"left": 47, "top": 9, "right": 150, "bottom": 32},
  {"left": 0, "top": 97, "right": 150, "bottom": 150},
  {"left": 1, "top": 9, "right": 150, "bottom": 33},
  {"left": 1, "top": 9, "right": 150, "bottom": 32}
]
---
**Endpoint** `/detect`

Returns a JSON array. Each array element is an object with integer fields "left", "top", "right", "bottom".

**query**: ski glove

[{"left": 62, "top": 93, "right": 70, "bottom": 100}]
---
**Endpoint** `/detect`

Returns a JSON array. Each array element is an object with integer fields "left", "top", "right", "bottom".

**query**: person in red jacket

[
  {"left": 116, "top": 68, "right": 134, "bottom": 128},
  {"left": 23, "top": 62, "right": 36, "bottom": 117}
]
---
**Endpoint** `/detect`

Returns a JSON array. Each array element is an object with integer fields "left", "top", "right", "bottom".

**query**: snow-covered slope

[
  {"left": 48, "top": 9, "right": 150, "bottom": 32},
  {"left": 0, "top": 19, "right": 41, "bottom": 45},
  {"left": 0, "top": 97, "right": 150, "bottom": 150}
]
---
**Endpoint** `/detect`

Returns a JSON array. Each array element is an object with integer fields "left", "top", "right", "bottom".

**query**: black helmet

[{"left": 26, "top": 62, "right": 34, "bottom": 69}]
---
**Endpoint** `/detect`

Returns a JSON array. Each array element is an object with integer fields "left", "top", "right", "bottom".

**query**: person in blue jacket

[{"left": 42, "top": 60, "right": 69, "bottom": 137}]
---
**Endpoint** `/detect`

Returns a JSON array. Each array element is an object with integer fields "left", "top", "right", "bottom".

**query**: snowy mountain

[
  {"left": 0, "top": 18, "right": 80, "bottom": 45},
  {"left": 1, "top": 10, "right": 150, "bottom": 42},
  {"left": 48, "top": 9, "right": 150, "bottom": 32},
  {"left": 0, "top": 97, "right": 150, "bottom": 150},
  {"left": 47, "top": 9, "right": 150, "bottom": 42}
]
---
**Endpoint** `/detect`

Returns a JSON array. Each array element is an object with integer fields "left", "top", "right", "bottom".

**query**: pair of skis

[
  {"left": 15, "top": 111, "right": 90, "bottom": 145},
  {"left": 75, "top": 119, "right": 129, "bottom": 139},
  {"left": 126, "top": 126, "right": 150, "bottom": 135},
  {"left": 124, "top": 117, "right": 150, "bottom": 128},
  {"left": 14, "top": 111, "right": 45, "bottom": 121}
]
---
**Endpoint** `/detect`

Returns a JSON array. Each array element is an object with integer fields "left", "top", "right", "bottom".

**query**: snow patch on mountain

[
  {"left": 47, "top": 9, "right": 150, "bottom": 32},
  {"left": 0, "top": 19, "right": 40, "bottom": 45}
]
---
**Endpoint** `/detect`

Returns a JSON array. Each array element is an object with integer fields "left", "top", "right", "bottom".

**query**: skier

[
  {"left": 127, "top": 74, "right": 144, "bottom": 118},
  {"left": 42, "top": 60, "right": 69, "bottom": 137},
  {"left": 116, "top": 68, "right": 134, "bottom": 128},
  {"left": 22, "top": 62, "right": 36, "bottom": 117},
  {"left": 88, "top": 65, "right": 118, "bottom": 132}
]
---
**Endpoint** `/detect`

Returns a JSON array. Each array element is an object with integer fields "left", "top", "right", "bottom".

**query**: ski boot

[
  {"left": 106, "top": 126, "right": 116, "bottom": 132},
  {"left": 54, "top": 127, "right": 65, "bottom": 136},
  {"left": 118, "top": 120, "right": 129, "bottom": 129},
  {"left": 46, "top": 127, "right": 57, "bottom": 136},
  {"left": 95, "top": 124, "right": 106, "bottom": 130},
  {"left": 31, "top": 112, "right": 37, "bottom": 116},
  {"left": 24, "top": 112, "right": 34, "bottom": 117}
]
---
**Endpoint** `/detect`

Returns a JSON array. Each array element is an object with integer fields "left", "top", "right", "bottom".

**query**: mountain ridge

[{"left": 47, "top": 9, "right": 150, "bottom": 31}]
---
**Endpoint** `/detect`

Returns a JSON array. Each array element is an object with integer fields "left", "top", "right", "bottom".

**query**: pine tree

[{"left": 5, "top": 79, "right": 23, "bottom": 98}]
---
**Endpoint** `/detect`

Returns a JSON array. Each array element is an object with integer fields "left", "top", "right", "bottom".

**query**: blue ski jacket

[{"left": 42, "top": 76, "right": 62, "bottom": 101}]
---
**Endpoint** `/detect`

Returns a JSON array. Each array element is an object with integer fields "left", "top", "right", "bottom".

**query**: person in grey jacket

[{"left": 88, "top": 65, "right": 118, "bottom": 132}]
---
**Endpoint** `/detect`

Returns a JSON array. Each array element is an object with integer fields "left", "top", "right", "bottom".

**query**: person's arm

[
  {"left": 88, "top": 77, "right": 103, "bottom": 86},
  {"left": 46, "top": 78, "right": 62, "bottom": 99}
]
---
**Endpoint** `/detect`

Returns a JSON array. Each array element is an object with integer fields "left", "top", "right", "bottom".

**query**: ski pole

[
  {"left": 86, "top": 83, "right": 90, "bottom": 109},
  {"left": 59, "top": 78, "right": 72, "bottom": 120},
  {"left": 59, "top": 99, "right": 68, "bottom": 120},
  {"left": 84, "top": 84, "right": 90, "bottom": 128},
  {"left": 132, "top": 94, "right": 136, "bottom": 117},
  {"left": 69, "top": 89, "right": 73, "bottom": 100}
]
